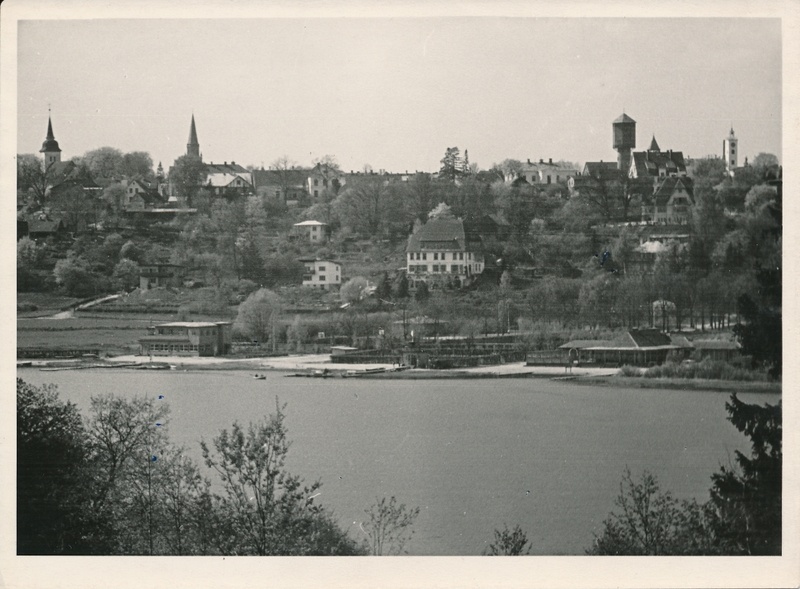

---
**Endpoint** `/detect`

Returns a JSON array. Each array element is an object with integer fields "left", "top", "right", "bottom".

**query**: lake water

[{"left": 17, "top": 368, "right": 779, "bottom": 555}]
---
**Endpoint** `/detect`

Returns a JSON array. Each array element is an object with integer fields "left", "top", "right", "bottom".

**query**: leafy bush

[
  {"left": 618, "top": 365, "right": 642, "bottom": 377},
  {"left": 642, "top": 358, "right": 769, "bottom": 381}
]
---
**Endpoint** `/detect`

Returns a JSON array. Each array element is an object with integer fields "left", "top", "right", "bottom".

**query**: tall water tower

[{"left": 612, "top": 113, "right": 636, "bottom": 173}]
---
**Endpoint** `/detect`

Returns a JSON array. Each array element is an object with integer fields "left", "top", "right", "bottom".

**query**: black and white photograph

[{"left": 2, "top": 1, "right": 796, "bottom": 587}]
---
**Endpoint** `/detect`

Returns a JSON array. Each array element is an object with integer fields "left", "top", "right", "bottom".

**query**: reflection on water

[{"left": 18, "top": 368, "right": 779, "bottom": 555}]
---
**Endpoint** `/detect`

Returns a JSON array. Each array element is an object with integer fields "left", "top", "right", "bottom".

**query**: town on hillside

[{"left": 17, "top": 111, "right": 781, "bottom": 377}]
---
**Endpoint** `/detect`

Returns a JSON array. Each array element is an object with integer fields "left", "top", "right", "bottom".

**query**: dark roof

[
  {"left": 648, "top": 135, "right": 660, "bottom": 151},
  {"left": 28, "top": 217, "right": 65, "bottom": 234},
  {"left": 204, "top": 162, "right": 249, "bottom": 174},
  {"left": 631, "top": 150, "right": 686, "bottom": 178},
  {"left": 562, "top": 331, "right": 684, "bottom": 351},
  {"left": 464, "top": 214, "right": 510, "bottom": 240},
  {"left": 613, "top": 113, "right": 636, "bottom": 124},
  {"left": 668, "top": 334, "right": 693, "bottom": 349},
  {"left": 582, "top": 161, "right": 623, "bottom": 181},
  {"left": 692, "top": 340, "right": 741, "bottom": 350},
  {"left": 624, "top": 329, "right": 673, "bottom": 348},
  {"left": 652, "top": 177, "right": 694, "bottom": 206},
  {"left": 139, "top": 335, "right": 192, "bottom": 343},
  {"left": 298, "top": 258, "right": 341, "bottom": 264},
  {"left": 559, "top": 339, "right": 615, "bottom": 349},
  {"left": 40, "top": 117, "right": 61, "bottom": 153},
  {"left": 407, "top": 216, "right": 466, "bottom": 252},
  {"left": 132, "top": 190, "right": 163, "bottom": 205},
  {"left": 309, "top": 163, "right": 343, "bottom": 179},
  {"left": 252, "top": 168, "right": 309, "bottom": 188}
]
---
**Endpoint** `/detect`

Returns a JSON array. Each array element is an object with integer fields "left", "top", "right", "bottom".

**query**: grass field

[
  {"left": 17, "top": 310, "right": 232, "bottom": 354},
  {"left": 17, "top": 293, "right": 83, "bottom": 317}
]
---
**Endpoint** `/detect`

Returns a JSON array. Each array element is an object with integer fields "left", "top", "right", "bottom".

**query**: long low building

[
  {"left": 559, "top": 329, "right": 686, "bottom": 366},
  {"left": 139, "top": 321, "right": 232, "bottom": 356}
]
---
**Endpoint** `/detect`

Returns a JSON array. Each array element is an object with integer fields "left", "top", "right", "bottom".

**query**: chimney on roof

[
  {"left": 527, "top": 159, "right": 531, "bottom": 164},
  {"left": 549, "top": 158, "right": 552, "bottom": 164},
  {"left": 539, "top": 159, "right": 543, "bottom": 164},
  {"left": 224, "top": 161, "right": 227, "bottom": 165},
  {"left": 231, "top": 161, "right": 235, "bottom": 165}
]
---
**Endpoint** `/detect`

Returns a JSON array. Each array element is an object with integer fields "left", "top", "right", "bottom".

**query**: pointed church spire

[
  {"left": 187, "top": 114, "right": 200, "bottom": 158},
  {"left": 40, "top": 113, "right": 62, "bottom": 164},
  {"left": 648, "top": 135, "right": 660, "bottom": 152}
]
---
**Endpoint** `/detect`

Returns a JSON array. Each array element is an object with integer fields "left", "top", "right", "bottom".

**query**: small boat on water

[
  {"left": 137, "top": 362, "right": 171, "bottom": 370},
  {"left": 253, "top": 374, "right": 266, "bottom": 380}
]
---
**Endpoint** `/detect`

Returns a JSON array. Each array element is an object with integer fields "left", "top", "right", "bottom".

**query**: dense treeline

[
  {"left": 18, "top": 378, "right": 370, "bottom": 555},
  {"left": 18, "top": 148, "right": 782, "bottom": 375}
]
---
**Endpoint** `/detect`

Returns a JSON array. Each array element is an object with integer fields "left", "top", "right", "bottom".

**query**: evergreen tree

[
  {"left": 439, "top": 147, "right": 464, "bottom": 182},
  {"left": 394, "top": 273, "right": 410, "bottom": 299},
  {"left": 708, "top": 395, "right": 782, "bottom": 555},
  {"left": 376, "top": 271, "right": 392, "bottom": 302}
]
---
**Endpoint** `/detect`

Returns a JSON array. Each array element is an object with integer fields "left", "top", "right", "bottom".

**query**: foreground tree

[
  {"left": 201, "top": 400, "right": 345, "bottom": 555},
  {"left": 708, "top": 394, "right": 782, "bottom": 555},
  {"left": 86, "top": 393, "right": 171, "bottom": 554},
  {"left": 17, "top": 380, "right": 115, "bottom": 554},
  {"left": 590, "top": 395, "right": 782, "bottom": 555},
  {"left": 588, "top": 468, "right": 713, "bottom": 555},
  {"left": 484, "top": 524, "right": 531, "bottom": 555},
  {"left": 361, "top": 496, "right": 420, "bottom": 555}
]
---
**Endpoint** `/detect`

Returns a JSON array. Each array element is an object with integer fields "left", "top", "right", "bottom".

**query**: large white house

[
  {"left": 518, "top": 158, "right": 579, "bottom": 185},
  {"left": 405, "top": 215, "right": 483, "bottom": 290},
  {"left": 300, "top": 258, "right": 342, "bottom": 290},
  {"left": 293, "top": 220, "right": 329, "bottom": 243}
]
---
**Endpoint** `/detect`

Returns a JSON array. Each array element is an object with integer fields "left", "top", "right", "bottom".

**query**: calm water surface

[{"left": 18, "top": 368, "right": 779, "bottom": 555}]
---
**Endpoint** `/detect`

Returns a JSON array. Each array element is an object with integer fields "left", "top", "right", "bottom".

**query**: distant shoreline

[
  {"left": 16, "top": 354, "right": 779, "bottom": 393},
  {"left": 574, "top": 374, "right": 780, "bottom": 394}
]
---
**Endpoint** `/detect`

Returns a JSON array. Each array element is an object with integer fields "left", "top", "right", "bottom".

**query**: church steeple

[
  {"left": 648, "top": 135, "right": 660, "bottom": 152},
  {"left": 40, "top": 113, "right": 62, "bottom": 165},
  {"left": 187, "top": 114, "right": 200, "bottom": 158}
]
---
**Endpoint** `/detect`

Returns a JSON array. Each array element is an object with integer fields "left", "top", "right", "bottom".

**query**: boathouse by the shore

[{"left": 139, "top": 321, "right": 232, "bottom": 356}]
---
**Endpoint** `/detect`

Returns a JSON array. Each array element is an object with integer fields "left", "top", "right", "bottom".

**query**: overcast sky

[{"left": 17, "top": 17, "right": 781, "bottom": 173}]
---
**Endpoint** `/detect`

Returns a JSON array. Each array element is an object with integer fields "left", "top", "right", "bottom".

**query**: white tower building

[{"left": 723, "top": 127, "right": 738, "bottom": 174}]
